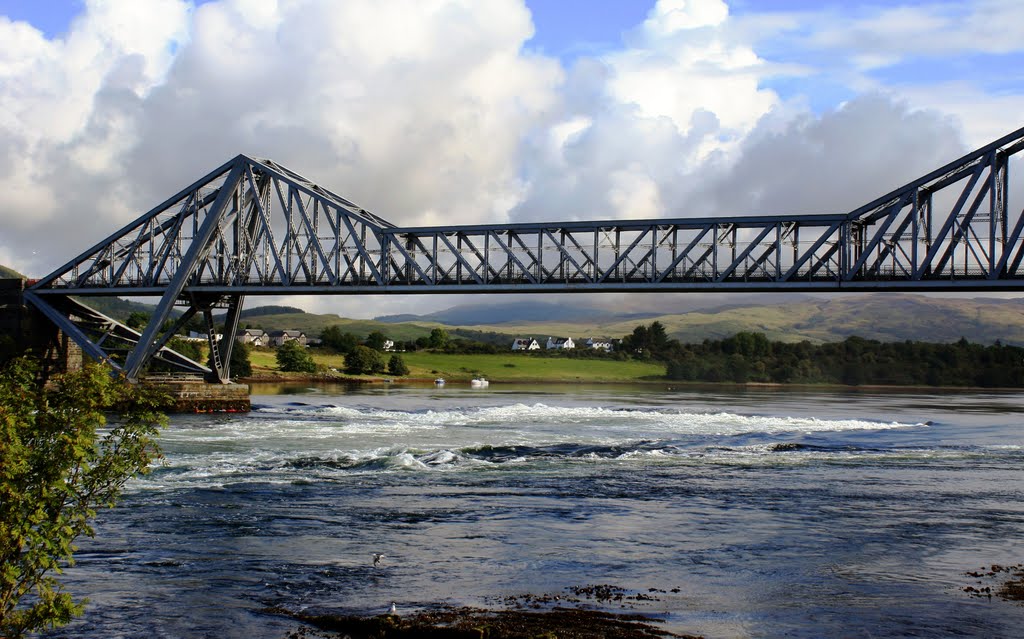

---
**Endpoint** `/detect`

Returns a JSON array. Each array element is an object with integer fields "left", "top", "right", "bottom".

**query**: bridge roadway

[{"left": 22, "top": 125, "right": 1024, "bottom": 382}]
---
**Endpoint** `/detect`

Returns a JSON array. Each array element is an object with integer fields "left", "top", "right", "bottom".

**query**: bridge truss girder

[{"left": 26, "top": 126, "right": 1024, "bottom": 380}]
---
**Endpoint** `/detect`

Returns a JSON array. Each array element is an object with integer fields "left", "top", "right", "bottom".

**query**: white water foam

[{"left": 253, "top": 402, "right": 920, "bottom": 436}]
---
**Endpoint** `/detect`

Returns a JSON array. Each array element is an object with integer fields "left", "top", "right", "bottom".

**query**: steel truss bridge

[{"left": 24, "top": 126, "right": 1024, "bottom": 382}]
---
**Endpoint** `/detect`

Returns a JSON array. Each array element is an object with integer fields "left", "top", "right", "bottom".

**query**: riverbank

[
  {"left": 243, "top": 350, "right": 1024, "bottom": 390},
  {"left": 238, "top": 371, "right": 1024, "bottom": 394}
]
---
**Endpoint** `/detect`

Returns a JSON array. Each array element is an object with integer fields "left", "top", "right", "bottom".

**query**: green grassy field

[
  {"left": 247, "top": 348, "right": 665, "bottom": 382},
  {"left": 398, "top": 352, "right": 664, "bottom": 382}
]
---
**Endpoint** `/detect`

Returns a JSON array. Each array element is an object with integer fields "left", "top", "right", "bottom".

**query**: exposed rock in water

[{"left": 270, "top": 604, "right": 701, "bottom": 639}]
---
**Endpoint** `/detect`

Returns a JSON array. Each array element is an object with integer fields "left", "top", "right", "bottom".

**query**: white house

[
  {"left": 383, "top": 340, "right": 395, "bottom": 352},
  {"left": 585, "top": 338, "right": 613, "bottom": 352},
  {"left": 511, "top": 338, "right": 540, "bottom": 351},
  {"left": 269, "top": 330, "right": 308, "bottom": 347},
  {"left": 546, "top": 337, "right": 575, "bottom": 350},
  {"left": 236, "top": 328, "right": 267, "bottom": 346}
]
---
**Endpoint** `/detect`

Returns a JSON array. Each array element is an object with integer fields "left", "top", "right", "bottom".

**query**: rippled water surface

[{"left": 56, "top": 383, "right": 1024, "bottom": 638}]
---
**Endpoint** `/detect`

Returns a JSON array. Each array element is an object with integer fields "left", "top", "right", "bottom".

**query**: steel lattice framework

[{"left": 24, "top": 126, "right": 1024, "bottom": 381}]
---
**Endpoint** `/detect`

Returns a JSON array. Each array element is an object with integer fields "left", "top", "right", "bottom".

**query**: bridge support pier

[{"left": 141, "top": 375, "right": 251, "bottom": 413}]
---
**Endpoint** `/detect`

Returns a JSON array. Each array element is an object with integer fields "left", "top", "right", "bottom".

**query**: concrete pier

[{"left": 141, "top": 375, "right": 251, "bottom": 413}]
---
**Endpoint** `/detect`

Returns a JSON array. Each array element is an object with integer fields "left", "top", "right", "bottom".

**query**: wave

[
  {"left": 134, "top": 401, "right": 951, "bottom": 490},
  {"left": 129, "top": 438, "right": 1016, "bottom": 492},
  {"left": 248, "top": 402, "right": 920, "bottom": 435}
]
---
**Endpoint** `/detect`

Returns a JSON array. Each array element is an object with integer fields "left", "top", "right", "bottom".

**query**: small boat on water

[
  {"left": 470, "top": 377, "right": 489, "bottom": 388},
  {"left": 434, "top": 378, "right": 446, "bottom": 386}
]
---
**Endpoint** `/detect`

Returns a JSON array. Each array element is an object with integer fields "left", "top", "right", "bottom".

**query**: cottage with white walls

[
  {"left": 546, "top": 337, "right": 575, "bottom": 350},
  {"left": 511, "top": 338, "right": 540, "bottom": 351},
  {"left": 585, "top": 338, "right": 613, "bottom": 352}
]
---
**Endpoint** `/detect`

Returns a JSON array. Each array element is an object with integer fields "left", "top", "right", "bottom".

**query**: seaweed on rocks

[
  {"left": 963, "top": 564, "right": 1024, "bottom": 602},
  {"left": 269, "top": 598, "right": 701, "bottom": 639}
]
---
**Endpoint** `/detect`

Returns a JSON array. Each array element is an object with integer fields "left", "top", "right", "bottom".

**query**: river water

[{"left": 55, "top": 383, "right": 1024, "bottom": 638}]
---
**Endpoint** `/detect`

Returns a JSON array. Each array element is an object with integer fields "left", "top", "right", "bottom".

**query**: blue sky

[
  {"left": 7, "top": 0, "right": 1020, "bottom": 115},
  {"left": 3, "top": 0, "right": 658, "bottom": 55},
  {"left": 1, "top": 0, "right": 1022, "bottom": 315}
]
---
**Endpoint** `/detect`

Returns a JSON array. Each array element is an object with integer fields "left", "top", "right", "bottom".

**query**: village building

[
  {"left": 383, "top": 339, "right": 395, "bottom": 352},
  {"left": 235, "top": 328, "right": 267, "bottom": 346},
  {"left": 546, "top": 336, "right": 575, "bottom": 350},
  {"left": 511, "top": 338, "right": 540, "bottom": 351},
  {"left": 585, "top": 338, "right": 613, "bottom": 352},
  {"left": 268, "top": 329, "right": 308, "bottom": 347}
]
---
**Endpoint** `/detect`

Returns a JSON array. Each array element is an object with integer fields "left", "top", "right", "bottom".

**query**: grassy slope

[{"left": 398, "top": 352, "right": 664, "bottom": 382}]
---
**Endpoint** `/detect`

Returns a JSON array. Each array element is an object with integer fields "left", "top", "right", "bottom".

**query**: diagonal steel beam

[{"left": 123, "top": 161, "right": 245, "bottom": 380}]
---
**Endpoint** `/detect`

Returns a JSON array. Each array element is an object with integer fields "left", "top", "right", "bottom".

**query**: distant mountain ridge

[
  {"left": 375, "top": 300, "right": 651, "bottom": 325},
  {"left": 374, "top": 294, "right": 813, "bottom": 326}
]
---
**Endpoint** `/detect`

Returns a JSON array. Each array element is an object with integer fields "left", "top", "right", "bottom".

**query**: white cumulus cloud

[{"left": 0, "top": 0, "right": 1022, "bottom": 318}]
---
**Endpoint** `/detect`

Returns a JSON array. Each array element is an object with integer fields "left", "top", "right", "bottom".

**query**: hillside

[
  {"left": 454, "top": 294, "right": 1024, "bottom": 346},
  {"left": 236, "top": 311, "right": 441, "bottom": 342},
  {"left": 0, "top": 264, "right": 25, "bottom": 279}
]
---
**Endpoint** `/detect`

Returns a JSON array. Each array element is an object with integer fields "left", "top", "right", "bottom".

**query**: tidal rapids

[{"left": 55, "top": 383, "right": 1024, "bottom": 638}]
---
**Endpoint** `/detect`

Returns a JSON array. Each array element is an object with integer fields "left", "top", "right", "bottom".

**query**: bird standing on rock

[{"left": 388, "top": 602, "right": 398, "bottom": 616}]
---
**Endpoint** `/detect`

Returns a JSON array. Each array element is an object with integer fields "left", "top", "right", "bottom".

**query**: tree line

[{"left": 619, "top": 322, "right": 1024, "bottom": 387}]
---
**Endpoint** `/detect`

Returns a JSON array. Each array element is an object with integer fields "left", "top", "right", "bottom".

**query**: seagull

[
  {"left": 388, "top": 602, "right": 398, "bottom": 616},
  {"left": 372, "top": 552, "right": 385, "bottom": 567}
]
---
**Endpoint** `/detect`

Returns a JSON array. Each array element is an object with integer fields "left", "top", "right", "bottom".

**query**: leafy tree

[
  {"left": 229, "top": 341, "right": 253, "bottom": 378},
  {"left": 0, "top": 334, "right": 19, "bottom": 367},
  {"left": 125, "top": 311, "right": 149, "bottom": 330},
  {"left": 387, "top": 354, "right": 410, "bottom": 376},
  {"left": 344, "top": 345, "right": 385, "bottom": 375},
  {"left": 428, "top": 328, "right": 449, "bottom": 349},
  {"left": 320, "top": 326, "right": 359, "bottom": 354},
  {"left": 166, "top": 336, "right": 202, "bottom": 362},
  {"left": 0, "top": 358, "right": 164, "bottom": 637},
  {"left": 275, "top": 340, "right": 317, "bottom": 373},
  {"left": 364, "top": 330, "right": 389, "bottom": 352},
  {"left": 207, "top": 340, "right": 252, "bottom": 378}
]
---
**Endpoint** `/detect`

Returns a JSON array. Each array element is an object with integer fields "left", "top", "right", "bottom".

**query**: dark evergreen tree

[{"left": 387, "top": 354, "right": 410, "bottom": 376}]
